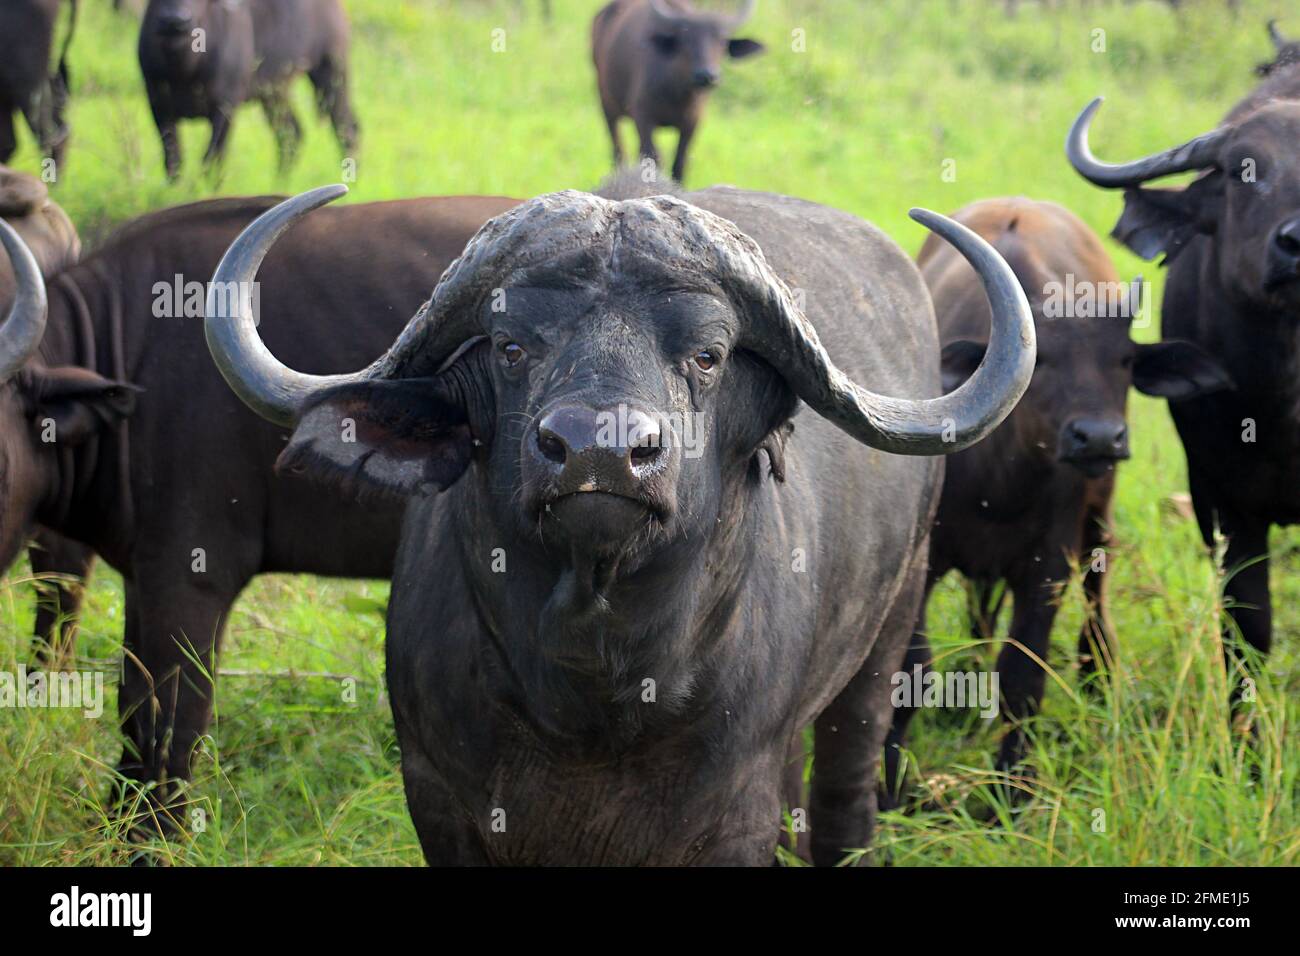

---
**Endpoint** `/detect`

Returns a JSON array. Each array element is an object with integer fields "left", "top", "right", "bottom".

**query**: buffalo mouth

[
  {"left": 1059, "top": 454, "right": 1126, "bottom": 479},
  {"left": 541, "top": 490, "right": 663, "bottom": 550}
]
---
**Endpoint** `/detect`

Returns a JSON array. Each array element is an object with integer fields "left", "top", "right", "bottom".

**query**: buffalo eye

[
  {"left": 693, "top": 350, "right": 717, "bottom": 372},
  {"left": 651, "top": 33, "right": 679, "bottom": 55},
  {"left": 501, "top": 342, "right": 526, "bottom": 368}
]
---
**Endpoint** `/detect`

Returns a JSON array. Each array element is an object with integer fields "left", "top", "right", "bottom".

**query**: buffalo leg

[
  {"left": 810, "top": 548, "right": 927, "bottom": 866},
  {"left": 995, "top": 561, "right": 1068, "bottom": 772},
  {"left": 309, "top": 59, "right": 359, "bottom": 157},
  {"left": 202, "top": 107, "right": 235, "bottom": 177},
  {"left": 1187, "top": 473, "right": 1273, "bottom": 710},
  {"left": 259, "top": 88, "right": 302, "bottom": 173},
  {"left": 670, "top": 120, "right": 696, "bottom": 184},
  {"left": 1077, "top": 508, "right": 1115, "bottom": 681},
  {"left": 601, "top": 104, "right": 624, "bottom": 168},
  {"left": 115, "top": 571, "right": 244, "bottom": 831},
  {"left": 145, "top": 89, "right": 182, "bottom": 181},
  {"left": 30, "top": 530, "right": 96, "bottom": 663},
  {"left": 634, "top": 117, "right": 661, "bottom": 179},
  {"left": 1219, "top": 518, "right": 1272, "bottom": 707}
]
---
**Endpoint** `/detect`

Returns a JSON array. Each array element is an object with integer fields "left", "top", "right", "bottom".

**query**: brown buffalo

[
  {"left": 0, "top": 0, "right": 75, "bottom": 168},
  {"left": 883, "top": 198, "right": 1229, "bottom": 794},
  {"left": 592, "top": 0, "right": 764, "bottom": 183},
  {"left": 138, "top": 0, "right": 359, "bottom": 180},
  {"left": 0, "top": 164, "right": 93, "bottom": 660}
]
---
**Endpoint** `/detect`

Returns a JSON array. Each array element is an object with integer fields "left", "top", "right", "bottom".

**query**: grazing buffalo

[
  {"left": 592, "top": 0, "right": 765, "bottom": 183},
  {"left": 206, "top": 181, "right": 1035, "bottom": 865},
  {"left": 0, "top": 192, "right": 518, "bottom": 825},
  {"left": 0, "top": 0, "right": 75, "bottom": 167},
  {"left": 0, "top": 164, "right": 94, "bottom": 658},
  {"left": 1067, "top": 95, "right": 1300, "bottom": 710},
  {"left": 138, "top": 0, "right": 359, "bottom": 180},
  {"left": 882, "top": 197, "right": 1230, "bottom": 794}
]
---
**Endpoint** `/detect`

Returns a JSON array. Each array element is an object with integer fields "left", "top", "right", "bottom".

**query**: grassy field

[{"left": 1, "top": 0, "right": 1297, "bottom": 866}]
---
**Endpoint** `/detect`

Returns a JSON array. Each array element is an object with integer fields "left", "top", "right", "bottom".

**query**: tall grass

[{"left": 0, "top": 0, "right": 1296, "bottom": 865}]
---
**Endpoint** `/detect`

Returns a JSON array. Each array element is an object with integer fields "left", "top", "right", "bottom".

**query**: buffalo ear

[
  {"left": 940, "top": 339, "right": 987, "bottom": 394},
  {"left": 277, "top": 378, "right": 478, "bottom": 501},
  {"left": 1132, "top": 340, "right": 1234, "bottom": 400},
  {"left": 727, "top": 37, "right": 765, "bottom": 58},
  {"left": 1113, "top": 174, "right": 1222, "bottom": 264},
  {"left": 26, "top": 366, "right": 139, "bottom": 446}
]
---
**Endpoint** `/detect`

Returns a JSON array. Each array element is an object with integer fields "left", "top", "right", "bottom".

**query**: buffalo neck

[
  {"left": 451, "top": 462, "right": 777, "bottom": 757},
  {"left": 33, "top": 265, "right": 138, "bottom": 558}
]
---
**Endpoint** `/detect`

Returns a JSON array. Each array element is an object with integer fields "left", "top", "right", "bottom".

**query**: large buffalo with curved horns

[
  {"left": 592, "top": 0, "right": 765, "bottom": 183},
  {"left": 206, "top": 182, "right": 1035, "bottom": 865},
  {"left": 1068, "top": 94, "right": 1300, "bottom": 712}
]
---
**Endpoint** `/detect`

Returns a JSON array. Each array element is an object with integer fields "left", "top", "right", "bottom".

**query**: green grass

[{"left": 1, "top": 0, "right": 1298, "bottom": 866}]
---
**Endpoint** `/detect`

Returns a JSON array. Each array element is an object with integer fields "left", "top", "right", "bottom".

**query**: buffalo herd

[{"left": 0, "top": 2, "right": 1294, "bottom": 866}]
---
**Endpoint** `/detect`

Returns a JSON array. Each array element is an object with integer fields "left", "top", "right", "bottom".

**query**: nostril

[
  {"left": 1113, "top": 425, "right": 1129, "bottom": 446},
  {"left": 537, "top": 429, "right": 567, "bottom": 466},
  {"left": 629, "top": 442, "right": 662, "bottom": 464},
  {"left": 1070, "top": 424, "right": 1090, "bottom": 445}
]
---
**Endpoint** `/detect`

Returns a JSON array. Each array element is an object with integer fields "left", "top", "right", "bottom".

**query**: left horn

[
  {"left": 1066, "top": 97, "right": 1226, "bottom": 189},
  {"left": 738, "top": 208, "right": 1035, "bottom": 455},
  {"left": 1269, "top": 19, "right": 1289, "bottom": 50},
  {"left": 0, "top": 218, "right": 48, "bottom": 381}
]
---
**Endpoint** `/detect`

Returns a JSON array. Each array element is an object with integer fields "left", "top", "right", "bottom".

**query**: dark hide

[{"left": 1079, "top": 94, "right": 1300, "bottom": 712}]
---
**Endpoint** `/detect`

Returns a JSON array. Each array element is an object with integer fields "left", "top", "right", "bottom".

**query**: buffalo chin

[{"left": 544, "top": 491, "right": 657, "bottom": 554}]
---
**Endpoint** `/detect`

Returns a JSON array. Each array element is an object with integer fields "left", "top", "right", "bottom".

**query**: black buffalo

[
  {"left": 206, "top": 182, "right": 1036, "bottom": 865},
  {"left": 138, "top": 0, "right": 359, "bottom": 180},
  {"left": 0, "top": 0, "right": 75, "bottom": 167},
  {"left": 592, "top": 0, "right": 765, "bottom": 183},
  {"left": 883, "top": 197, "right": 1230, "bottom": 796},
  {"left": 1068, "top": 94, "right": 1300, "bottom": 713},
  {"left": 0, "top": 192, "right": 518, "bottom": 824},
  {"left": 0, "top": 164, "right": 95, "bottom": 658}
]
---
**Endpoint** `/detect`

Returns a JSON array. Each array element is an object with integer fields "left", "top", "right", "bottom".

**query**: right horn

[
  {"left": 0, "top": 217, "right": 48, "bottom": 381},
  {"left": 1066, "top": 97, "right": 1226, "bottom": 189}
]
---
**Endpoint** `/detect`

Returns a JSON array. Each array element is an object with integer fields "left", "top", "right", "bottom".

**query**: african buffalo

[
  {"left": 205, "top": 180, "right": 1035, "bottom": 865},
  {"left": 882, "top": 197, "right": 1230, "bottom": 795},
  {"left": 0, "top": 164, "right": 94, "bottom": 659},
  {"left": 138, "top": 0, "right": 359, "bottom": 180},
  {"left": 1067, "top": 95, "right": 1300, "bottom": 714},
  {"left": 0, "top": 0, "right": 75, "bottom": 168},
  {"left": 0, "top": 192, "right": 518, "bottom": 826},
  {"left": 592, "top": 0, "right": 765, "bottom": 184}
]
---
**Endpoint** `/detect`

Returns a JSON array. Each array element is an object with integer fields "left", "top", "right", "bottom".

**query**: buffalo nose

[
  {"left": 536, "top": 405, "right": 665, "bottom": 484},
  {"left": 1272, "top": 218, "right": 1300, "bottom": 262},
  {"left": 692, "top": 68, "right": 721, "bottom": 88},
  {"left": 1060, "top": 417, "right": 1129, "bottom": 461},
  {"left": 159, "top": 12, "right": 194, "bottom": 33}
]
